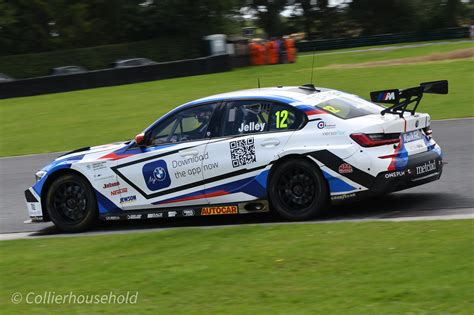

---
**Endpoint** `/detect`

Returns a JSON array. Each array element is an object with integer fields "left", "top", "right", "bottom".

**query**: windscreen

[{"left": 315, "top": 96, "right": 383, "bottom": 119}]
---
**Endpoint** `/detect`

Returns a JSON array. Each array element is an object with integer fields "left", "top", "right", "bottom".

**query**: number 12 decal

[
  {"left": 275, "top": 110, "right": 288, "bottom": 129},
  {"left": 323, "top": 105, "right": 340, "bottom": 114}
]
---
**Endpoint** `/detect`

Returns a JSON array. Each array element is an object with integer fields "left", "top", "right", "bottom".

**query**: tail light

[{"left": 350, "top": 133, "right": 400, "bottom": 147}]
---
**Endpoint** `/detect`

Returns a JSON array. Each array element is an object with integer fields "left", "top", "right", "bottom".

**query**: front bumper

[{"left": 25, "top": 188, "right": 44, "bottom": 222}]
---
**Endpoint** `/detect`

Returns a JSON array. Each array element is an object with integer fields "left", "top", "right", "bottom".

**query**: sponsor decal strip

[
  {"left": 101, "top": 204, "right": 244, "bottom": 221},
  {"left": 201, "top": 206, "right": 238, "bottom": 215},
  {"left": 103, "top": 181, "right": 120, "bottom": 189},
  {"left": 111, "top": 188, "right": 127, "bottom": 196},
  {"left": 120, "top": 195, "right": 137, "bottom": 204},
  {"left": 384, "top": 170, "right": 407, "bottom": 178},
  {"left": 415, "top": 160, "right": 437, "bottom": 175},
  {"left": 338, "top": 163, "right": 353, "bottom": 174},
  {"left": 331, "top": 193, "right": 356, "bottom": 201}
]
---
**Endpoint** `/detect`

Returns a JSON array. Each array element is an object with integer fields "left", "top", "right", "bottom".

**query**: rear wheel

[
  {"left": 45, "top": 174, "right": 98, "bottom": 232},
  {"left": 269, "top": 159, "right": 328, "bottom": 220}
]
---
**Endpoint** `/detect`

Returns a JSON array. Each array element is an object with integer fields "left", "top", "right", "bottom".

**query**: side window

[
  {"left": 268, "top": 103, "right": 304, "bottom": 131},
  {"left": 149, "top": 103, "right": 217, "bottom": 146},
  {"left": 221, "top": 101, "right": 271, "bottom": 136}
]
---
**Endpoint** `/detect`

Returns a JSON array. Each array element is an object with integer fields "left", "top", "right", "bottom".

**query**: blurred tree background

[{"left": 0, "top": 0, "right": 472, "bottom": 56}]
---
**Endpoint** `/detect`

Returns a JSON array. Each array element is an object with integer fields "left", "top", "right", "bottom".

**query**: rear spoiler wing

[{"left": 370, "top": 80, "right": 448, "bottom": 117}]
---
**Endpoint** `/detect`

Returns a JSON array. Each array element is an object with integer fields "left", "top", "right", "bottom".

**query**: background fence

[
  {"left": 0, "top": 27, "right": 470, "bottom": 99},
  {"left": 0, "top": 55, "right": 231, "bottom": 99},
  {"left": 0, "top": 37, "right": 202, "bottom": 79},
  {"left": 296, "top": 27, "right": 470, "bottom": 52}
]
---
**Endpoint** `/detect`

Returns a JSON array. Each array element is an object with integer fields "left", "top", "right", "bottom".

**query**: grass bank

[{"left": 0, "top": 220, "right": 472, "bottom": 314}]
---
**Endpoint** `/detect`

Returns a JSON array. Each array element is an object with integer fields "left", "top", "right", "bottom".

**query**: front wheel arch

[{"left": 41, "top": 169, "right": 94, "bottom": 222}]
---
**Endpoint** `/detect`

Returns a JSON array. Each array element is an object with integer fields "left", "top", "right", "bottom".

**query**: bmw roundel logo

[
  {"left": 142, "top": 160, "right": 171, "bottom": 191},
  {"left": 317, "top": 121, "right": 325, "bottom": 129},
  {"left": 153, "top": 167, "right": 167, "bottom": 182}
]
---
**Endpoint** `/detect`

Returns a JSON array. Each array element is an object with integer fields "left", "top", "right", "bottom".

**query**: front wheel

[
  {"left": 269, "top": 159, "right": 328, "bottom": 220},
  {"left": 45, "top": 174, "right": 98, "bottom": 232}
]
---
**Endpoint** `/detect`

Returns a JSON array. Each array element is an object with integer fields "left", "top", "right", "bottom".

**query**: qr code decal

[{"left": 230, "top": 137, "right": 256, "bottom": 168}]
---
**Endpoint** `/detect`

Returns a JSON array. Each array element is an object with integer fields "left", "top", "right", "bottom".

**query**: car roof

[{"left": 184, "top": 86, "right": 352, "bottom": 107}]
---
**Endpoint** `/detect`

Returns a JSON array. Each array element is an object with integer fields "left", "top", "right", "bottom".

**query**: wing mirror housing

[{"left": 135, "top": 132, "right": 146, "bottom": 147}]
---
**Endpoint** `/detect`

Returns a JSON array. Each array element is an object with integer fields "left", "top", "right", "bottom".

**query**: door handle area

[
  {"left": 179, "top": 149, "right": 199, "bottom": 157},
  {"left": 260, "top": 139, "right": 280, "bottom": 147}
]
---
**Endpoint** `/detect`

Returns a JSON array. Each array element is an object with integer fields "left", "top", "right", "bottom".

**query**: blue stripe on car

[
  {"left": 94, "top": 190, "right": 122, "bottom": 214},
  {"left": 322, "top": 170, "right": 356, "bottom": 193}
]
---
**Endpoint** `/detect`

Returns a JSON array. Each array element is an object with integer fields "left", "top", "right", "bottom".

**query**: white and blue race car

[{"left": 25, "top": 81, "right": 447, "bottom": 232}]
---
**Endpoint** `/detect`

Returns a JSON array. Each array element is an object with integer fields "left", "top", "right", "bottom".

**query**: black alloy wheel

[
  {"left": 269, "top": 158, "right": 328, "bottom": 220},
  {"left": 46, "top": 174, "right": 98, "bottom": 232}
]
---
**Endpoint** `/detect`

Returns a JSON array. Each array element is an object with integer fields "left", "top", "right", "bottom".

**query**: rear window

[{"left": 316, "top": 97, "right": 382, "bottom": 119}]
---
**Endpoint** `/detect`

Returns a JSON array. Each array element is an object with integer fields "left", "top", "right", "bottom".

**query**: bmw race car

[{"left": 25, "top": 81, "right": 447, "bottom": 232}]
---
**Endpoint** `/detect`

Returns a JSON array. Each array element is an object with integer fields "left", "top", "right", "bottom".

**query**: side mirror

[{"left": 135, "top": 133, "right": 146, "bottom": 146}]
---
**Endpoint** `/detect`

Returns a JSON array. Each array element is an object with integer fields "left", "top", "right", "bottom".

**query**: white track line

[
  {"left": 299, "top": 40, "right": 473, "bottom": 57},
  {"left": 431, "top": 117, "right": 474, "bottom": 122},
  {"left": 1, "top": 212, "right": 472, "bottom": 241}
]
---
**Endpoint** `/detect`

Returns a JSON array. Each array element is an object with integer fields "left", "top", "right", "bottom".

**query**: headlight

[{"left": 35, "top": 170, "right": 47, "bottom": 182}]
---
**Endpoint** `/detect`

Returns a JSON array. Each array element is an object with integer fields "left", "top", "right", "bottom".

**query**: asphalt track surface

[{"left": 0, "top": 119, "right": 473, "bottom": 237}]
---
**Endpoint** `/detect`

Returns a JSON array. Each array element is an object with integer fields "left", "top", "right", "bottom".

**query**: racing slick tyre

[
  {"left": 45, "top": 173, "right": 98, "bottom": 232},
  {"left": 269, "top": 158, "right": 328, "bottom": 220}
]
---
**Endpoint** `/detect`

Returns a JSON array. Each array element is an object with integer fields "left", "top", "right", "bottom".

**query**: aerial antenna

[
  {"left": 258, "top": 77, "right": 261, "bottom": 89},
  {"left": 298, "top": 44, "right": 320, "bottom": 92},
  {"left": 310, "top": 44, "right": 316, "bottom": 85}
]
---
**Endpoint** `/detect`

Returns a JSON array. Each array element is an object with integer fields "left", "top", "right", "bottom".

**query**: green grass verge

[
  {"left": 0, "top": 41, "right": 473, "bottom": 156},
  {"left": 1, "top": 220, "right": 473, "bottom": 314}
]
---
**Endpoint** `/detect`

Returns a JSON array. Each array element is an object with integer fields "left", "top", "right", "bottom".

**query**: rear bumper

[
  {"left": 372, "top": 150, "right": 443, "bottom": 194},
  {"left": 331, "top": 150, "right": 443, "bottom": 204}
]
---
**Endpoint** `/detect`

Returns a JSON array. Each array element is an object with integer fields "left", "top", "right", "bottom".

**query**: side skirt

[{"left": 99, "top": 200, "right": 270, "bottom": 221}]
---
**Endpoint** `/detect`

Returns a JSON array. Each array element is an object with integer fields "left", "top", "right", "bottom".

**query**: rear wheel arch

[
  {"left": 268, "top": 154, "right": 330, "bottom": 220},
  {"left": 268, "top": 154, "right": 328, "bottom": 189}
]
